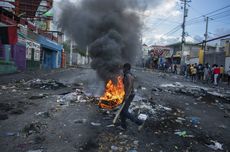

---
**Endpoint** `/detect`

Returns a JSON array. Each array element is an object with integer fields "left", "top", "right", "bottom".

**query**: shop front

[{"left": 37, "top": 36, "right": 62, "bottom": 69}]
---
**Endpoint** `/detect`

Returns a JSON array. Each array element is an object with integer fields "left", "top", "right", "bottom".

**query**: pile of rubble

[
  {"left": 24, "top": 79, "right": 66, "bottom": 90},
  {"left": 56, "top": 89, "right": 97, "bottom": 106}
]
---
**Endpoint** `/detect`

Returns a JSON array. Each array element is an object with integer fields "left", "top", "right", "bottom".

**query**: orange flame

[{"left": 99, "top": 76, "right": 125, "bottom": 109}]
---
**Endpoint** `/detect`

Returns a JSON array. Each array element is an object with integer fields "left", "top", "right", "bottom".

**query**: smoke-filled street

[{"left": 0, "top": 67, "right": 229, "bottom": 152}]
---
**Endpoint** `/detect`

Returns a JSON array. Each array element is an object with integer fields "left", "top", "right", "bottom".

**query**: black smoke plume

[{"left": 59, "top": 0, "right": 143, "bottom": 81}]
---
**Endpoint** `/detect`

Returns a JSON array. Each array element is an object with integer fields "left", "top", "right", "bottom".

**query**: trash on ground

[
  {"left": 138, "top": 114, "right": 148, "bottom": 121},
  {"left": 174, "top": 130, "right": 194, "bottom": 138},
  {"left": 74, "top": 119, "right": 87, "bottom": 124},
  {"left": 25, "top": 79, "right": 66, "bottom": 90},
  {"left": 91, "top": 122, "right": 101, "bottom": 126},
  {"left": 57, "top": 89, "right": 90, "bottom": 105},
  {"left": 12, "top": 89, "right": 17, "bottom": 92},
  {"left": 35, "top": 111, "right": 51, "bottom": 118},
  {"left": 175, "top": 117, "right": 186, "bottom": 124},
  {"left": 106, "top": 124, "right": 115, "bottom": 128},
  {"left": 111, "top": 145, "right": 119, "bottom": 151},
  {"left": 206, "top": 140, "right": 223, "bottom": 150},
  {"left": 23, "top": 122, "right": 46, "bottom": 136},
  {"left": 1, "top": 85, "right": 7, "bottom": 90},
  {"left": 189, "top": 116, "right": 200, "bottom": 125}
]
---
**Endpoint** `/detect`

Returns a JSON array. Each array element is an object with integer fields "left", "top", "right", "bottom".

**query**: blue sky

[{"left": 54, "top": 0, "right": 230, "bottom": 46}]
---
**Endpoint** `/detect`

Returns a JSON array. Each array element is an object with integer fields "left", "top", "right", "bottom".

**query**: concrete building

[{"left": 0, "top": 0, "right": 63, "bottom": 74}]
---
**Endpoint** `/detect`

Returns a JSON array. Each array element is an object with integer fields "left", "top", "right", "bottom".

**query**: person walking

[
  {"left": 119, "top": 63, "right": 144, "bottom": 130},
  {"left": 191, "top": 65, "right": 197, "bottom": 82},
  {"left": 213, "top": 65, "right": 220, "bottom": 86}
]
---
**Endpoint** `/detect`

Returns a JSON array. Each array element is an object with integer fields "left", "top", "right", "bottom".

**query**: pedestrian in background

[
  {"left": 197, "top": 64, "right": 204, "bottom": 80},
  {"left": 191, "top": 65, "right": 197, "bottom": 82},
  {"left": 174, "top": 64, "right": 177, "bottom": 74},
  {"left": 213, "top": 64, "right": 220, "bottom": 86},
  {"left": 204, "top": 64, "right": 210, "bottom": 83},
  {"left": 211, "top": 64, "right": 215, "bottom": 83},
  {"left": 220, "top": 65, "right": 224, "bottom": 82},
  {"left": 187, "top": 64, "right": 191, "bottom": 80}
]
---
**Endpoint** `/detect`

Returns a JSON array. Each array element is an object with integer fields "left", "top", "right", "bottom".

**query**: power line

[
  {"left": 160, "top": 4, "right": 230, "bottom": 38},
  {"left": 186, "top": 4, "right": 230, "bottom": 23},
  {"left": 196, "top": 33, "right": 230, "bottom": 45}
]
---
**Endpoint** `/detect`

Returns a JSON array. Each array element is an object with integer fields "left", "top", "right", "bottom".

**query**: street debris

[
  {"left": 22, "top": 121, "right": 46, "bottom": 136},
  {"left": 174, "top": 130, "right": 194, "bottom": 138},
  {"left": 12, "top": 89, "right": 17, "bottom": 92},
  {"left": 25, "top": 79, "right": 66, "bottom": 90},
  {"left": 1, "top": 85, "right": 7, "bottom": 90},
  {"left": 74, "top": 119, "right": 87, "bottom": 124},
  {"left": 91, "top": 122, "right": 101, "bottom": 126},
  {"left": 35, "top": 111, "right": 51, "bottom": 118},
  {"left": 175, "top": 117, "right": 186, "bottom": 124},
  {"left": 206, "top": 140, "right": 223, "bottom": 151},
  {"left": 189, "top": 116, "right": 200, "bottom": 125},
  {"left": 138, "top": 114, "right": 148, "bottom": 121},
  {"left": 56, "top": 89, "right": 93, "bottom": 106},
  {"left": 111, "top": 145, "right": 119, "bottom": 151},
  {"left": 106, "top": 124, "right": 115, "bottom": 128}
]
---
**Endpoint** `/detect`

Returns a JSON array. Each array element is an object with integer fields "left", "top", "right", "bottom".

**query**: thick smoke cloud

[{"left": 59, "top": 0, "right": 150, "bottom": 81}]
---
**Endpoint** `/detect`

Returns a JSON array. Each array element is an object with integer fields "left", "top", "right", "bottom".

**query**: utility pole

[
  {"left": 180, "top": 0, "right": 190, "bottom": 66},
  {"left": 203, "top": 17, "right": 209, "bottom": 65},
  {"left": 70, "top": 40, "right": 73, "bottom": 66}
]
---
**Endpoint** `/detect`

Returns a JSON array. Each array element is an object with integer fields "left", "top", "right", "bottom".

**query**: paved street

[{"left": 0, "top": 67, "right": 230, "bottom": 152}]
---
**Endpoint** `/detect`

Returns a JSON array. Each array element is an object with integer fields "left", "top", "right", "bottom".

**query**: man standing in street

[{"left": 119, "top": 63, "right": 144, "bottom": 130}]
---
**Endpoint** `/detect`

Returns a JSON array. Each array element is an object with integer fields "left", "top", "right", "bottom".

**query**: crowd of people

[
  {"left": 144, "top": 60, "right": 230, "bottom": 86},
  {"left": 181, "top": 63, "right": 230, "bottom": 86}
]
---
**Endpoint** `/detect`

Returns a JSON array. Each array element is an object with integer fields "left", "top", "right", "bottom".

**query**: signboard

[
  {"left": 150, "top": 46, "right": 172, "bottom": 57},
  {"left": 34, "top": 43, "right": 40, "bottom": 61},
  {"left": 26, "top": 40, "right": 40, "bottom": 61}
]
